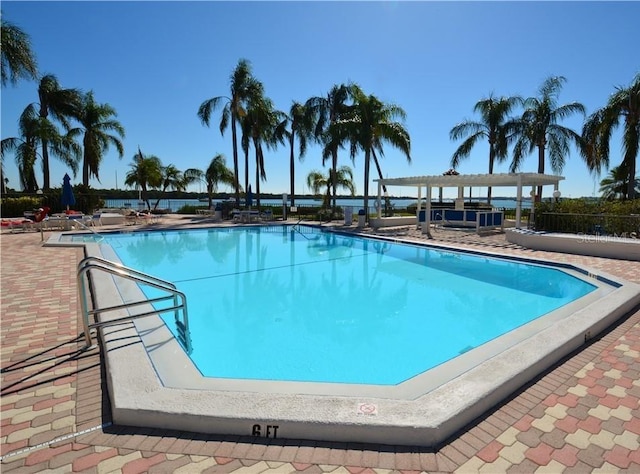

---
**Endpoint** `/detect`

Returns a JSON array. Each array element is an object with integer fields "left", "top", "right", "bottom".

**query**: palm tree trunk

[
  {"left": 627, "top": 157, "right": 637, "bottom": 199},
  {"left": 536, "top": 144, "right": 545, "bottom": 202},
  {"left": 371, "top": 149, "right": 388, "bottom": 195},
  {"left": 41, "top": 140, "right": 50, "bottom": 190},
  {"left": 289, "top": 133, "right": 295, "bottom": 207},
  {"left": 231, "top": 118, "right": 240, "bottom": 207},
  {"left": 255, "top": 145, "right": 262, "bottom": 208},
  {"left": 363, "top": 149, "right": 371, "bottom": 223},
  {"left": 245, "top": 146, "right": 250, "bottom": 203},
  {"left": 331, "top": 149, "right": 338, "bottom": 214},
  {"left": 487, "top": 148, "right": 495, "bottom": 205}
]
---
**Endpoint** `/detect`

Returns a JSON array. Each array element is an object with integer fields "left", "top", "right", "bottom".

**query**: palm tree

[
  {"left": 124, "top": 148, "right": 162, "bottom": 210},
  {"left": 150, "top": 164, "right": 187, "bottom": 211},
  {"left": 183, "top": 154, "right": 238, "bottom": 208},
  {"left": 509, "top": 76, "right": 586, "bottom": 200},
  {"left": 1, "top": 17, "right": 38, "bottom": 87},
  {"left": 338, "top": 89, "right": 411, "bottom": 221},
  {"left": 582, "top": 73, "right": 640, "bottom": 200},
  {"left": 283, "top": 101, "right": 312, "bottom": 206},
  {"left": 2, "top": 103, "right": 79, "bottom": 191},
  {"left": 599, "top": 164, "right": 640, "bottom": 201},
  {"left": 197, "top": 59, "right": 259, "bottom": 207},
  {"left": 70, "top": 91, "right": 125, "bottom": 186},
  {"left": 1, "top": 134, "right": 37, "bottom": 192},
  {"left": 1, "top": 110, "right": 39, "bottom": 191},
  {"left": 34, "top": 74, "right": 83, "bottom": 189},
  {"left": 450, "top": 94, "right": 521, "bottom": 204},
  {"left": 306, "top": 166, "right": 356, "bottom": 208},
  {"left": 305, "top": 83, "right": 356, "bottom": 212},
  {"left": 243, "top": 89, "right": 286, "bottom": 208}
]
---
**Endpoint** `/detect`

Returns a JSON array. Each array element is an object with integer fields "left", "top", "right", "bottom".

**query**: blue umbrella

[
  {"left": 246, "top": 184, "right": 253, "bottom": 209},
  {"left": 61, "top": 173, "right": 76, "bottom": 210}
]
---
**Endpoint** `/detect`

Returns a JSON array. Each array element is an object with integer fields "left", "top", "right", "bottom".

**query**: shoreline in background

[{"left": 103, "top": 196, "right": 533, "bottom": 212}]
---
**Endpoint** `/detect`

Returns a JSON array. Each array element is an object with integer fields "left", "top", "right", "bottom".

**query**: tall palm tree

[
  {"left": 599, "top": 164, "right": 640, "bottom": 201},
  {"left": 450, "top": 94, "right": 521, "bottom": 204},
  {"left": 581, "top": 73, "right": 639, "bottom": 200},
  {"left": 509, "top": 76, "right": 586, "bottom": 200},
  {"left": 35, "top": 74, "right": 83, "bottom": 189},
  {"left": 1, "top": 17, "right": 38, "bottom": 87},
  {"left": 243, "top": 90, "right": 285, "bottom": 208},
  {"left": 306, "top": 166, "right": 356, "bottom": 208},
  {"left": 305, "top": 83, "right": 355, "bottom": 211},
  {"left": 69, "top": 91, "right": 125, "bottom": 186},
  {"left": 124, "top": 148, "right": 162, "bottom": 210},
  {"left": 197, "top": 59, "right": 259, "bottom": 207},
  {"left": 283, "top": 101, "right": 312, "bottom": 206},
  {"left": 338, "top": 89, "right": 411, "bottom": 221},
  {"left": 2, "top": 103, "right": 79, "bottom": 191}
]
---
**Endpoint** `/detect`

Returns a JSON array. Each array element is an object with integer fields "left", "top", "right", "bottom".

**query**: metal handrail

[
  {"left": 77, "top": 256, "right": 191, "bottom": 353},
  {"left": 71, "top": 218, "right": 105, "bottom": 241}
]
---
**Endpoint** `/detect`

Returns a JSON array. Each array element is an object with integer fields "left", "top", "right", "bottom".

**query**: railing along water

[{"left": 77, "top": 256, "right": 191, "bottom": 353}]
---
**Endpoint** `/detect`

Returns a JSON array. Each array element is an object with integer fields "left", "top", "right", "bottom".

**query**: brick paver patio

[{"left": 1, "top": 219, "right": 639, "bottom": 473}]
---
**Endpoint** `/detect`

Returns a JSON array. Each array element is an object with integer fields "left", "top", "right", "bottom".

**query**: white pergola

[{"left": 374, "top": 172, "right": 565, "bottom": 230}]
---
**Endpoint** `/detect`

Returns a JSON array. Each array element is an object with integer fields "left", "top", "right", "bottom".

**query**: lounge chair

[{"left": 89, "top": 212, "right": 102, "bottom": 226}]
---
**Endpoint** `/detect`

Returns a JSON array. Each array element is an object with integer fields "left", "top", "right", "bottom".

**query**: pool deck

[{"left": 2, "top": 215, "right": 639, "bottom": 473}]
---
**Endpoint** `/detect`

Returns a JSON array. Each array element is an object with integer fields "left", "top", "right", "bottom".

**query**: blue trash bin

[{"left": 418, "top": 210, "right": 426, "bottom": 223}]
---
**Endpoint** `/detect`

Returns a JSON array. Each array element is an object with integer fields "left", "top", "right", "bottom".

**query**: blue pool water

[{"left": 84, "top": 226, "right": 596, "bottom": 385}]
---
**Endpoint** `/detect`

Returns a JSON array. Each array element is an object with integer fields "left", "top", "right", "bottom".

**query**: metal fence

[{"left": 535, "top": 212, "right": 640, "bottom": 237}]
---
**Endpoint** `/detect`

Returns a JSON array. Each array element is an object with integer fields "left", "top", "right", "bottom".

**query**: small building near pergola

[{"left": 372, "top": 172, "right": 564, "bottom": 232}]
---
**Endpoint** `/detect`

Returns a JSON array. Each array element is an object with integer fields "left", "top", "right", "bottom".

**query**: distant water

[{"left": 104, "top": 197, "right": 530, "bottom": 212}]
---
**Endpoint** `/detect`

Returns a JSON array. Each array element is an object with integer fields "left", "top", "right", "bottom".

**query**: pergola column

[
  {"left": 423, "top": 185, "right": 432, "bottom": 236},
  {"left": 515, "top": 175, "right": 523, "bottom": 229}
]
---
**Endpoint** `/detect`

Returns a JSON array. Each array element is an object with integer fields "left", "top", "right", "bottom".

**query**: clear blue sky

[{"left": 2, "top": 1, "right": 638, "bottom": 199}]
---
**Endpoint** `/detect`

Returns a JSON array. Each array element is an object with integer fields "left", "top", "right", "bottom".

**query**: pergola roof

[{"left": 376, "top": 172, "right": 564, "bottom": 188}]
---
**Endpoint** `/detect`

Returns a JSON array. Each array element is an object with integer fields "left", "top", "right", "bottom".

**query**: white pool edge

[{"left": 65, "top": 233, "right": 640, "bottom": 448}]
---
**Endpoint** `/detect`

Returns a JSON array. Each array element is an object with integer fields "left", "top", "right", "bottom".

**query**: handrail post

[{"left": 77, "top": 265, "right": 94, "bottom": 348}]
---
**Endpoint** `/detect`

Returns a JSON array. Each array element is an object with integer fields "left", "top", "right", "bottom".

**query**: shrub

[{"left": 1, "top": 196, "right": 44, "bottom": 217}]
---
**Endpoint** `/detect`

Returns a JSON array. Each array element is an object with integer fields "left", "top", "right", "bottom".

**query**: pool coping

[{"left": 51, "top": 226, "right": 640, "bottom": 447}]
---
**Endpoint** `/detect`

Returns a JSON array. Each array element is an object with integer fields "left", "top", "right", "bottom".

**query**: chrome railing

[{"left": 77, "top": 256, "right": 191, "bottom": 353}]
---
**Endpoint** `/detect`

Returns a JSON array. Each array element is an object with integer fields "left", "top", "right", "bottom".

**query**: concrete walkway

[{"left": 1, "top": 217, "right": 639, "bottom": 473}]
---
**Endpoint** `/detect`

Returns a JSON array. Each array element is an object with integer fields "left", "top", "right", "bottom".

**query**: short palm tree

[
  {"left": 124, "top": 148, "right": 162, "bottom": 210},
  {"left": 582, "top": 73, "right": 639, "bottom": 200},
  {"left": 1, "top": 17, "right": 38, "bottom": 87},
  {"left": 305, "top": 83, "right": 356, "bottom": 211},
  {"left": 185, "top": 154, "right": 238, "bottom": 208},
  {"left": 149, "top": 164, "right": 187, "bottom": 211},
  {"left": 70, "top": 91, "right": 125, "bottom": 186},
  {"left": 197, "top": 59, "right": 259, "bottom": 207},
  {"left": 450, "top": 94, "right": 520, "bottom": 204},
  {"left": 599, "top": 164, "right": 640, "bottom": 201},
  {"left": 34, "top": 74, "right": 83, "bottom": 189},
  {"left": 306, "top": 166, "right": 356, "bottom": 209},
  {"left": 509, "top": 76, "right": 586, "bottom": 200},
  {"left": 338, "top": 89, "right": 411, "bottom": 221}
]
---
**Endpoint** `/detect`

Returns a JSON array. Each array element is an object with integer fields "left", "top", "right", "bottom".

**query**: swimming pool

[
  {"left": 56, "top": 224, "right": 640, "bottom": 446},
  {"left": 88, "top": 226, "right": 597, "bottom": 386}
]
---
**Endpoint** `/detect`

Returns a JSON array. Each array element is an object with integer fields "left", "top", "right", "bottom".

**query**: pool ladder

[{"left": 77, "top": 256, "right": 191, "bottom": 354}]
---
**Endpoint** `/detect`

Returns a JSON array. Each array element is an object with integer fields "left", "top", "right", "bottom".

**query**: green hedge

[
  {"left": 1, "top": 196, "right": 43, "bottom": 218},
  {"left": 535, "top": 198, "right": 640, "bottom": 215}
]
